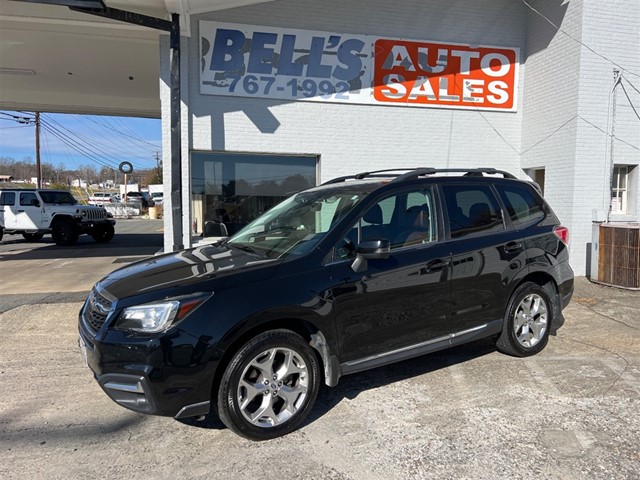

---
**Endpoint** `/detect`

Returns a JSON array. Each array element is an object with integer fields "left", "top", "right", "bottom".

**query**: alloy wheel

[
  {"left": 236, "top": 347, "right": 309, "bottom": 428},
  {"left": 513, "top": 293, "right": 548, "bottom": 348}
]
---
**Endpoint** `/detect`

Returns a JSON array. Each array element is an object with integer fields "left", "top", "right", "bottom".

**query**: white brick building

[{"left": 154, "top": 0, "right": 639, "bottom": 276}]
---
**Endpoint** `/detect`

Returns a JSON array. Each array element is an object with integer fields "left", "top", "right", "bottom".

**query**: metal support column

[
  {"left": 169, "top": 13, "right": 183, "bottom": 251},
  {"left": 35, "top": 112, "right": 42, "bottom": 188}
]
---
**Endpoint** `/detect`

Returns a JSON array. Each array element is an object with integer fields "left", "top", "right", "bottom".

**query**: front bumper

[
  {"left": 94, "top": 372, "right": 210, "bottom": 419},
  {"left": 77, "top": 218, "right": 116, "bottom": 232},
  {"left": 78, "top": 313, "right": 218, "bottom": 419}
]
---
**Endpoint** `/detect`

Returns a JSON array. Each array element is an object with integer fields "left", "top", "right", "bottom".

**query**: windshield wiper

[{"left": 227, "top": 243, "right": 262, "bottom": 256}]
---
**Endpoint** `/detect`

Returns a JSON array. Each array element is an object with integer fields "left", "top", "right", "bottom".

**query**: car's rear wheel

[
  {"left": 496, "top": 282, "right": 552, "bottom": 357},
  {"left": 91, "top": 224, "right": 115, "bottom": 243},
  {"left": 22, "top": 232, "right": 44, "bottom": 242},
  {"left": 217, "top": 329, "right": 320, "bottom": 440},
  {"left": 51, "top": 220, "right": 79, "bottom": 246}
]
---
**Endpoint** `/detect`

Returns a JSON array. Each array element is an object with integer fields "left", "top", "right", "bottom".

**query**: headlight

[
  {"left": 116, "top": 294, "right": 210, "bottom": 333},
  {"left": 81, "top": 210, "right": 87, "bottom": 217}
]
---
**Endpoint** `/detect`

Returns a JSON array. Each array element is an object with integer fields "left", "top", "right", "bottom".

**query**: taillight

[{"left": 554, "top": 226, "right": 569, "bottom": 245}]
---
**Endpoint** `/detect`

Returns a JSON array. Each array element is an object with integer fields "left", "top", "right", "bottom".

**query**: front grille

[
  {"left": 81, "top": 208, "right": 106, "bottom": 221},
  {"left": 83, "top": 289, "right": 114, "bottom": 335}
]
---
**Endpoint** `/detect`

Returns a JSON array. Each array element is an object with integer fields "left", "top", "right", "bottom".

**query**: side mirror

[
  {"left": 351, "top": 239, "right": 390, "bottom": 273},
  {"left": 357, "top": 239, "right": 391, "bottom": 259},
  {"left": 31, "top": 199, "right": 40, "bottom": 207}
]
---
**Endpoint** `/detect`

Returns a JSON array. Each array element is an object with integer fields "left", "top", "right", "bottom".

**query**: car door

[
  {"left": 328, "top": 186, "right": 452, "bottom": 365},
  {"left": 15, "top": 191, "right": 44, "bottom": 230},
  {"left": 441, "top": 182, "right": 527, "bottom": 333},
  {"left": 0, "top": 191, "right": 17, "bottom": 228}
]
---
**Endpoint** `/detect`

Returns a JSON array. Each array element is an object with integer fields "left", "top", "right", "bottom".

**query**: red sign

[{"left": 373, "top": 39, "right": 518, "bottom": 111}]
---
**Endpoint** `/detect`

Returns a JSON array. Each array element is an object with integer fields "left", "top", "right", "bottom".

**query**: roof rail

[
  {"left": 322, "top": 167, "right": 517, "bottom": 185},
  {"left": 392, "top": 168, "right": 517, "bottom": 182},
  {"left": 322, "top": 168, "right": 418, "bottom": 185}
]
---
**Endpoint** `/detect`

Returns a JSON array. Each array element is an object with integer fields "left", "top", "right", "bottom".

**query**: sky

[{"left": 0, "top": 111, "right": 161, "bottom": 172}]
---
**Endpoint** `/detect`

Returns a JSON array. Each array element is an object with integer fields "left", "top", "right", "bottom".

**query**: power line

[
  {"left": 0, "top": 112, "right": 34, "bottom": 123},
  {"left": 67, "top": 115, "right": 157, "bottom": 163},
  {"left": 579, "top": 115, "right": 639, "bottom": 151},
  {"left": 40, "top": 124, "right": 75, "bottom": 170},
  {"left": 0, "top": 124, "right": 31, "bottom": 130},
  {"left": 625, "top": 78, "right": 640, "bottom": 96},
  {"left": 40, "top": 121, "right": 118, "bottom": 170},
  {"left": 85, "top": 116, "right": 161, "bottom": 149},
  {"left": 3, "top": 111, "right": 160, "bottom": 169},
  {"left": 520, "top": 115, "right": 578, "bottom": 155},
  {"left": 475, "top": 111, "right": 520, "bottom": 155},
  {"left": 620, "top": 82, "right": 640, "bottom": 122},
  {"left": 42, "top": 125, "right": 114, "bottom": 170},
  {"left": 43, "top": 116, "right": 121, "bottom": 169}
]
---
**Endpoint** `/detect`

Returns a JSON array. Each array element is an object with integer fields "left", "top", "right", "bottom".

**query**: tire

[
  {"left": 22, "top": 232, "right": 44, "bottom": 242},
  {"left": 496, "top": 282, "right": 552, "bottom": 357},
  {"left": 0, "top": 227, "right": 3, "bottom": 242},
  {"left": 91, "top": 224, "right": 115, "bottom": 243},
  {"left": 51, "top": 220, "right": 79, "bottom": 246},
  {"left": 217, "top": 329, "right": 320, "bottom": 440}
]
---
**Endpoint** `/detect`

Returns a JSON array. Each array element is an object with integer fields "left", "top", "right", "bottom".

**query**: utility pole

[
  {"left": 35, "top": 112, "right": 42, "bottom": 188},
  {"left": 13, "top": 112, "right": 41, "bottom": 187},
  {"left": 155, "top": 151, "right": 162, "bottom": 183}
]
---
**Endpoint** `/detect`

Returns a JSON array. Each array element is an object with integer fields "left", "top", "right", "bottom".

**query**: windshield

[
  {"left": 227, "top": 186, "right": 369, "bottom": 259},
  {"left": 39, "top": 191, "right": 77, "bottom": 205}
]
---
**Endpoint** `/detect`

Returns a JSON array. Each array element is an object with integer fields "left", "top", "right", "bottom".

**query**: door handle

[
  {"left": 17, "top": 209, "right": 25, "bottom": 213},
  {"left": 424, "top": 259, "right": 450, "bottom": 273},
  {"left": 504, "top": 241, "right": 523, "bottom": 253}
]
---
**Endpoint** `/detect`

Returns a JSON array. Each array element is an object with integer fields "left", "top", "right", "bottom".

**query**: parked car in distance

[
  {"left": 88, "top": 192, "right": 119, "bottom": 206},
  {"left": 79, "top": 167, "right": 574, "bottom": 440},
  {"left": 124, "top": 191, "right": 153, "bottom": 208},
  {"left": 1, "top": 188, "right": 115, "bottom": 245},
  {"left": 150, "top": 192, "right": 164, "bottom": 205}
]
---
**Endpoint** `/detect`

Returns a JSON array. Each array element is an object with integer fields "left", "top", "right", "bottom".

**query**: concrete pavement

[{"left": 0, "top": 219, "right": 163, "bottom": 296}]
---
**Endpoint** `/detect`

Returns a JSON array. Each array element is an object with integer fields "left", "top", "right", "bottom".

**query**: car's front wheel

[
  {"left": 51, "top": 219, "right": 79, "bottom": 246},
  {"left": 91, "top": 224, "right": 115, "bottom": 243},
  {"left": 496, "top": 282, "right": 552, "bottom": 357},
  {"left": 217, "top": 329, "right": 320, "bottom": 440}
]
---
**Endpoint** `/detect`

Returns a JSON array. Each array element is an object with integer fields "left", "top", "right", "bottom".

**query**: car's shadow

[
  {"left": 179, "top": 338, "right": 497, "bottom": 432},
  {"left": 307, "top": 338, "right": 497, "bottom": 425},
  {"left": 0, "top": 232, "right": 162, "bottom": 260}
]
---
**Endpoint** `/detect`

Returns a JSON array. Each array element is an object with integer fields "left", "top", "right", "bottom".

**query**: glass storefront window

[{"left": 191, "top": 152, "right": 317, "bottom": 235}]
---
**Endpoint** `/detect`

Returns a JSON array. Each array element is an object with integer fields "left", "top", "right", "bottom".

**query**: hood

[{"left": 97, "top": 244, "right": 280, "bottom": 300}]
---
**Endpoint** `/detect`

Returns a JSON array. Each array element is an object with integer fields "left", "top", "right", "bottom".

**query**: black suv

[{"left": 79, "top": 168, "right": 574, "bottom": 440}]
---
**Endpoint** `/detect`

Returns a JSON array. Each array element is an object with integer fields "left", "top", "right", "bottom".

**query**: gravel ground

[{"left": 0, "top": 277, "right": 639, "bottom": 479}]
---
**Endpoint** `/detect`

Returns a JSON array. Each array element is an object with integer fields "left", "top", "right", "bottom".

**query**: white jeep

[{"left": 0, "top": 189, "right": 116, "bottom": 246}]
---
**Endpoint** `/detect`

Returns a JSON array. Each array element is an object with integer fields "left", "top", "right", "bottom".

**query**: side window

[
  {"left": 20, "top": 192, "right": 38, "bottom": 207},
  {"left": 394, "top": 190, "right": 436, "bottom": 248},
  {"left": 497, "top": 184, "right": 545, "bottom": 227},
  {"left": 1, "top": 191, "right": 16, "bottom": 206},
  {"left": 442, "top": 184, "right": 504, "bottom": 238},
  {"left": 334, "top": 188, "right": 436, "bottom": 261}
]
